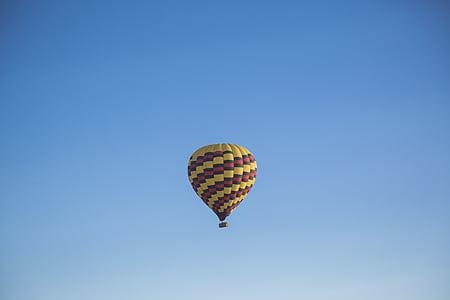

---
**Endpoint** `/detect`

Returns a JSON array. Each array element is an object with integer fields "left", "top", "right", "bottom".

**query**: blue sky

[{"left": 1, "top": 0, "right": 449, "bottom": 299}]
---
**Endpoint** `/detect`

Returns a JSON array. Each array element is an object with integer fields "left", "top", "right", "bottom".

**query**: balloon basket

[{"left": 219, "top": 222, "right": 228, "bottom": 228}]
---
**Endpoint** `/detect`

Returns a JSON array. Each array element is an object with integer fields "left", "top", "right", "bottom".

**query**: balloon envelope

[{"left": 188, "top": 143, "right": 257, "bottom": 223}]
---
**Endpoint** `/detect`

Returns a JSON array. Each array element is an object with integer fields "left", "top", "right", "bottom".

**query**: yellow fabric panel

[
  {"left": 203, "top": 160, "right": 213, "bottom": 169},
  {"left": 230, "top": 144, "right": 242, "bottom": 158},
  {"left": 223, "top": 152, "right": 234, "bottom": 161},
  {"left": 222, "top": 143, "right": 233, "bottom": 152},
  {"left": 224, "top": 170, "right": 233, "bottom": 179},
  {"left": 237, "top": 145, "right": 249, "bottom": 156},
  {"left": 213, "top": 174, "right": 224, "bottom": 182}
]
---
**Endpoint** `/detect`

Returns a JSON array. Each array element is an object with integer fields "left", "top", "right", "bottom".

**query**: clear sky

[{"left": 1, "top": 1, "right": 449, "bottom": 299}]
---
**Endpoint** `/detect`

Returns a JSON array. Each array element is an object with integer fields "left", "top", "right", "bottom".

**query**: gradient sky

[{"left": 1, "top": 1, "right": 450, "bottom": 299}]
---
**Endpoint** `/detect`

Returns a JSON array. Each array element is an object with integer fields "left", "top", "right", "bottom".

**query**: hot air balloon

[{"left": 188, "top": 143, "right": 257, "bottom": 228}]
